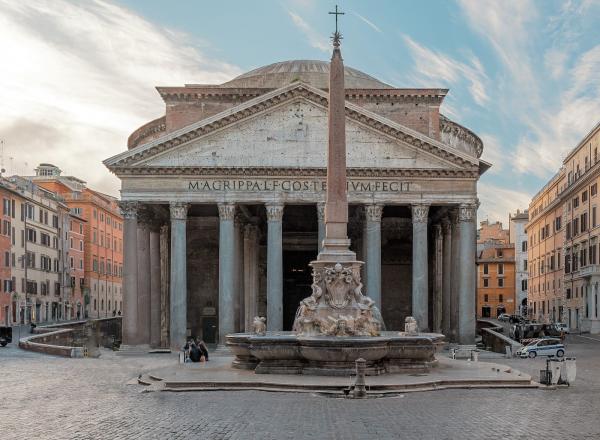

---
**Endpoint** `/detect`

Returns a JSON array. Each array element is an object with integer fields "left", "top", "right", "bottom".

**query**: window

[
  {"left": 71, "top": 207, "right": 82, "bottom": 216},
  {"left": 498, "top": 263, "right": 504, "bottom": 275},
  {"left": 594, "top": 207, "right": 597, "bottom": 228},
  {"left": 582, "top": 191, "right": 588, "bottom": 202},
  {"left": 550, "top": 255, "right": 555, "bottom": 270},
  {"left": 484, "top": 294, "right": 489, "bottom": 302},
  {"left": 79, "top": 240, "right": 83, "bottom": 251},
  {"left": 566, "top": 288, "right": 571, "bottom": 299},
  {"left": 79, "top": 259, "right": 83, "bottom": 270},
  {"left": 497, "top": 249, "right": 503, "bottom": 258},
  {"left": 79, "top": 223, "right": 83, "bottom": 234},
  {"left": 499, "top": 294, "right": 504, "bottom": 302},
  {"left": 483, "top": 278, "right": 489, "bottom": 288},
  {"left": 523, "top": 259, "right": 528, "bottom": 271},
  {"left": 40, "top": 233, "right": 50, "bottom": 247},
  {"left": 26, "top": 228, "right": 37, "bottom": 243},
  {"left": 582, "top": 212, "right": 588, "bottom": 232},
  {"left": 573, "top": 197, "right": 579, "bottom": 208},
  {"left": 70, "top": 257, "right": 74, "bottom": 269},
  {"left": 555, "top": 216, "right": 562, "bottom": 231},
  {"left": 574, "top": 218, "right": 579, "bottom": 236},
  {"left": 40, "top": 255, "right": 51, "bottom": 272},
  {"left": 567, "top": 223, "right": 572, "bottom": 240},
  {"left": 483, "top": 263, "right": 489, "bottom": 275},
  {"left": 522, "top": 279, "right": 528, "bottom": 291},
  {"left": 2, "top": 198, "right": 10, "bottom": 216},
  {"left": 565, "top": 254, "right": 571, "bottom": 273},
  {"left": 592, "top": 183, "right": 598, "bottom": 196},
  {"left": 590, "top": 244, "right": 597, "bottom": 265},
  {"left": 498, "top": 278, "right": 504, "bottom": 288}
]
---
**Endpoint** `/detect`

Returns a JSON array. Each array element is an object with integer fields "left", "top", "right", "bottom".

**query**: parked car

[
  {"left": 517, "top": 337, "right": 565, "bottom": 358},
  {"left": 509, "top": 315, "right": 526, "bottom": 324},
  {"left": 553, "top": 323, "right": 570, "bottom": 334},
  {"left": 498, "top": 313, "right": 511, "bottom": 322}
]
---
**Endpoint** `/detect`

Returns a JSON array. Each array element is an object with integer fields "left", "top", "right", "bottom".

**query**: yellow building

[{"left": 527, "top": 121, "right": 600, "bottom": 333}]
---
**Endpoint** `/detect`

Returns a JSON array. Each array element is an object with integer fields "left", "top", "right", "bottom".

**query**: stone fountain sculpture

[{"left": 226, "top": 21, "right": 443, "bottom": 376}]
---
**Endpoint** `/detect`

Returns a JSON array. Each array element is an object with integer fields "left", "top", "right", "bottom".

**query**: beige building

[
  {"left": 527, "top": 121, "right": 600, "bottom": 333},
  {"left": 8, "top": 178, "right": 64, "bottom": 323}
]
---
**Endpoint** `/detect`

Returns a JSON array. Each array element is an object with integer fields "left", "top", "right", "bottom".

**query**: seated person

[
  {"left": 188, "top": 342, "right": 202, "bottom": 363},
  {"left": 196, "top": 339, "right": 209, "bottom": 361}
]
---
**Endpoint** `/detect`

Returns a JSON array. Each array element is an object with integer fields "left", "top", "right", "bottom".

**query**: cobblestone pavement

[{"left": 1, "top": 334, "right": 599, "bottom": 440}]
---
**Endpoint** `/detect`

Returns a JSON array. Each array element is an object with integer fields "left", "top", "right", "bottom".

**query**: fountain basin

[{"left": 226, "top": 332, "right": 444, "bottom": 376}]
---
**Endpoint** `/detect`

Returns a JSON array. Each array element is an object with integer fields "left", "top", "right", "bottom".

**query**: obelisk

[{"left": 318, "top": 30, "right": 355, "bottom": 263}]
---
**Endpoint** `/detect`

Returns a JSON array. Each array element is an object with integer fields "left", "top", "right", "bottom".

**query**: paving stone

[{"left": 0, "top": 334, "right": 599, "bottom": 439}]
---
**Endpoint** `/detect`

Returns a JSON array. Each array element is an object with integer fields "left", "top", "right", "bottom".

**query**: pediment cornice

[
  {"left": 113, "top": 166, "right": 479, "bottom": 179},
  {"left": 104, "top": 82, "right": 480, "bottom": 171}
]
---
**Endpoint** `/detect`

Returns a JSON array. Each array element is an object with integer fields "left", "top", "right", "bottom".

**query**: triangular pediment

[
  {"left": 140, "top": 100, "right": 463, "bottom": 170},
  {"left": 104, "top": 82, "right": 480, "bottom": 173}
]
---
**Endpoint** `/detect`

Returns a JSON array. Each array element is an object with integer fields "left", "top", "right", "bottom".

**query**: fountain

[{"left": 226, "top": 15, "right": 444, "bottom": 376}]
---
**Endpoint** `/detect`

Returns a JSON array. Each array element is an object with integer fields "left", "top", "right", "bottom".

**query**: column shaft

[
  {"left": 233, "top": 217, "right": 243, "bottom": 332},
  {"left": 137, "top": 222, "right": 151, "bottom": 345},
  {"left": 433, "top": 224, "right": 443, "bottom": 333},
  {"left": 458, "top": 204, "right": 477, "bottom": 344},
  {"left": 266, "top": 203, "right": 284, "bottom": 331},
  {"left": 120, "top": 202, "right": 139, "bottom": 346},
  {"left": 411, "top": 204, "right": 430, "bottom": 331},
  {"left": 159, "top": 225, "right": 170, "bottom": 348},
  {"left": 317, "top": 202, "right": 325, "bottom": 252},
  {"left": 169, "top": 202, "right": 188, "bottom": 351},
  {"left": 218, "top": 203, "right": 236, "bottom": 345},
  {"left": 364, "top": 205, "right": 383, "bottom": 309},
  {"left": 450, "top": 210, "right": 460, "bottom": 341},
  {"left": 441, "top": 218, "right": 452, "bottom": 336},
  {"left": 149, "top": 228, "right": 161, "bottom": 348},
  {"left": 243, "top": 225, "right": 260, "bottom": 331}
]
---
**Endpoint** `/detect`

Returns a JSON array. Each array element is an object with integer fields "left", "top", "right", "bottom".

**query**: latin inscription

[{"left": 188, "top": 179, "right": 411, "bottom": 193}]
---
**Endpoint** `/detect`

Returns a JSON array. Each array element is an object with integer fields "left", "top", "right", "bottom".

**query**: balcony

[{"left": 572, "top": 264, "right": 600, "bottom": 280}]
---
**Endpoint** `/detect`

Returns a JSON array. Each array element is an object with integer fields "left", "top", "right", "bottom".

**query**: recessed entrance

[{"left": 283, "top": 250, "right": 314, "bottom": 330}]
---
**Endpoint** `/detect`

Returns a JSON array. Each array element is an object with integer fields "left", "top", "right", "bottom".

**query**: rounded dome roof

[{"left": 222, "top": 60, "right": 392, "bottom": 89}]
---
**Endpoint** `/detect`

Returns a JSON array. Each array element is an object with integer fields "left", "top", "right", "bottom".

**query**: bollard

[
  {"left": 353, "top": 358, "right": 367, "bottom": 398},
  {"left": 505, "top": 345, "right": 512, "bottom": 358}
]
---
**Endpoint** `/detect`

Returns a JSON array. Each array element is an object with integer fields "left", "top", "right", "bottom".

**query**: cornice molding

[{"left": 110, "top": 166, "right": 479, "bottom": 179}]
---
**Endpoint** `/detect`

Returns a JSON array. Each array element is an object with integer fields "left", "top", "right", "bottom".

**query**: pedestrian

[
  {"left": 189, "top": 342, "right": 202, "bottom": 363},
  {"left": 196, "top": 338, "right": 209, "bottom": 361}
]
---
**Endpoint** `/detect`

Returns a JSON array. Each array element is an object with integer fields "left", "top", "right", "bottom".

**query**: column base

[{"left": 116, "top": 344, "right": 151, "bottom": 356}]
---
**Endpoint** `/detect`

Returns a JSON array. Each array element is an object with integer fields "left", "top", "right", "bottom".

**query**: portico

[{"left": 105, "top": 60, "right": 488, "bottom": 350}]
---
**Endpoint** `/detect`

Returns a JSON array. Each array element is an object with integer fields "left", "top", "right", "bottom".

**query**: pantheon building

[{"left": 104, "top": 60, "right": 489, "bottom": 350}]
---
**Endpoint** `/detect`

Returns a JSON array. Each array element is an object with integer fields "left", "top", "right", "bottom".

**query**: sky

[{"left": 0, "top": 0, "right": 599, "bottom": 224}]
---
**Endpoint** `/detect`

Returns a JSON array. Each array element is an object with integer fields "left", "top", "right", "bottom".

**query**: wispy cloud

[
  {"left": 402, "top": 35, "right": 489, "bottom": 106},
  {"left": 352, "top": 11, "right": 382, "bottom": 33},
  {"left": 287, "top": 11, "right": 329, "bottom": 53},
  {"left": 479, "top": 134, "right": 505, "bottom": 174},
  {"left": 0, "top": 0, "right": 240, "bottom": 195},
  {"left": 478, "top": 182, "right": 531, "bottom": 224}
]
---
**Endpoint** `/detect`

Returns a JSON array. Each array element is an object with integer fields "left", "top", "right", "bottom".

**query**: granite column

[
  {"left": 120, "top": 202, "right": 139, "bottom": 347},
  {"left": 266, "top": 203, "right": 284, "bottom": 331},
  {"left": 364, "top": 204, "right": 383, "bottom": 308},
  {"left": 441, "top": 217, "right": 452, "bottom": 336},
  {"left": 218, "top": 203, "right": 236, "bottom": 345},
  {"left": 136, "top": 213, "right": 151, "bottom": 346},
  {"left": 458, "top": 203, "right": 477, "bottom": 344},
  {"left": 169, "top": 202, "right": 189, "bottom": 351},
  {"left": 243, "top": 224, "right": 259, "bottom": 331},
  {"left": 149, "top": 225, "right": 161, "bottom": 348},
  {"left": 411, "top": 204, "right": 429, "bottom": 331}
]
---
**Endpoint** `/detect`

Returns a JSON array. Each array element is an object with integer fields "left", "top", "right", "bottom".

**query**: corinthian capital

[
  {"left": 119, "top": 201, "right": 138, "bottom": 220},
  {"left": 364, "top": 204, "right": 383, "bottom": 222},
  {"left": 411, "top": 204, "right": 429, "bottom": 224},
  {"left": 217, "top": 203, "right": 236, "bottom": 221},
  {"left": 169, "top": 202, "right": 189, "bottom": 220},
  {"left": 265, "top": 203, "right": 284, "bottom": 222},
  {"left": 459, "top": 203, "right": 477, "bottom": 223}
]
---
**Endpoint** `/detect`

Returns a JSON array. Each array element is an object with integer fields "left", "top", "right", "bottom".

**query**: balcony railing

[{"left": 571, "top": 264, "right": 600, "bottom": 280}]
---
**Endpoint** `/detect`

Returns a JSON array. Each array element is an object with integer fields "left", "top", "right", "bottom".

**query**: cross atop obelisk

[{"left": 319, "top": 4, "right": 354, "bottom": 262}]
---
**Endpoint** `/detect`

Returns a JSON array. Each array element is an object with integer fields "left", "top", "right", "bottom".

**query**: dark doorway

[
  {"left": 496, "top": 306, "right": 506, "bottom": 317},
  {"left": 202, "top": 317, "right": 217, "bottom": 344},
  {"left": 283, "top": 250, "right": 314, "bottom": 330},
  {"left": 481, "top": 306, "right": 491, "bottom": 318}
]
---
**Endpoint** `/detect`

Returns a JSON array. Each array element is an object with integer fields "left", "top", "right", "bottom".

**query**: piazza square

[{"left": 1, "top": 1, "right": 599, "bottom": 439}]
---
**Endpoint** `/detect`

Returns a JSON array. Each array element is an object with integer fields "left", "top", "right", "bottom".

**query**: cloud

[
  {"left": 544, "top": 48, "right": 569, "bottom": 79},
  {"left": 512, "top": 44, "right": 600, "bottom": 177},
  {"left": 479, "top": 134, "right": 505, "bottom": 174},
  {"left": 478, "top": 182, "right": 531, "bottom": 224},
  {"left": 352, "top": 12, "right": 382, "bottom": 33},
  {"left": 287, "top": 11, "right": 330, "bottom": 53},
  {"left": 402, "top": 35, "right": 489, "bottom": 106},
  {"left": 0, "top": 0, "right": 241, "bottom": 195}
]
